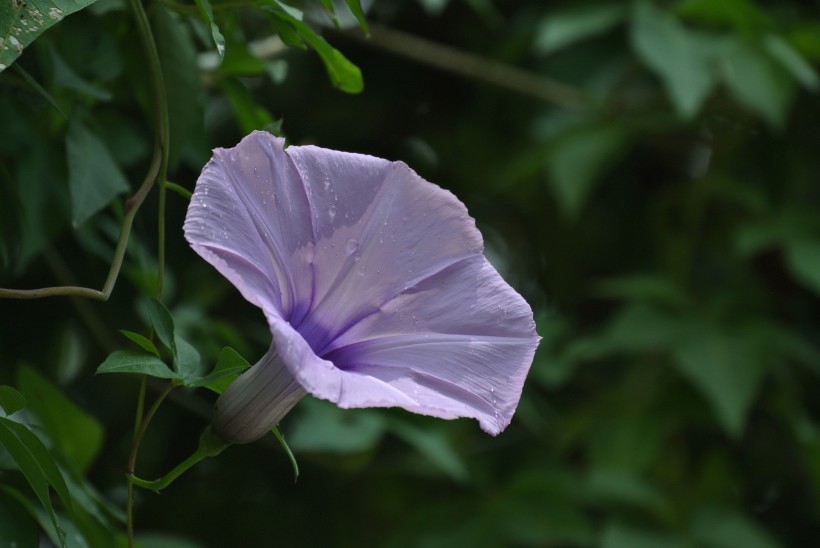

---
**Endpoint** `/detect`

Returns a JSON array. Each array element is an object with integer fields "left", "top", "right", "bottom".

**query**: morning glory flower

[{"left": 183, "top": 131, "right": 539, "bottom": 444}]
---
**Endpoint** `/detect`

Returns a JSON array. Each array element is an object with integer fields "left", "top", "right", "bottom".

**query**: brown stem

[{"left": 334, "top": 23, "right": 588, "bottom": 109}]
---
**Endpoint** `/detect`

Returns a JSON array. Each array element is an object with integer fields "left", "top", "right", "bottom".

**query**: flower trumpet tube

[{"left": 184, "top": 132, "right": 540, "bottom": 444}]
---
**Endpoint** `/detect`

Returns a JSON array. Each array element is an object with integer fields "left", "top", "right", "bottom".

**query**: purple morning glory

[{"left": 183, "top": 131, "right": 539, "bottom": 443}]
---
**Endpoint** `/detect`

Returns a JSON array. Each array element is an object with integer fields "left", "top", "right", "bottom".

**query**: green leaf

[
  {"left": 791, "top": 22, "right": 820, "bottom": 62},
  {"left": 221, "top": 77, "right": 277, "bottom": 134},
  {"left": 417, "top": 0, "right": 449, "bottom": 17},
  {"left": 764, "top": 34, "right": 819, "bottom": 91},
  {"left": 784, "top": 240, "right": 820, "bottom": 297},
  {"left": 600, "top": 304, "right": 688, "bottom": 354},
  {"left": 219, "top": 39, "right": 269, "bottom": 76},
  {"left": 184, "top": 346, "right": 249, "bottom": 392},
  {"left": 318, "top": 0, "right": 338, "bottom": 27},
  {"left": 722, "top": 39, "right": 793, "bottom": 129},
  {"left": 0, "top": 0, "right": 101, "bottom": 72},
  {"left": 288, "top": 398, "right": 386, "bottom": 454},
  {"left": 134, "top": 533, "right": 206, "bottom": 548},
  {"left": 269, "top": 13, "right": 305, "bottom": 49},
  {"left": 594, "top": 274, "right": 689, "bottom": 308},
  {"left": 691, "top": 507, "right": 782, "bottom": 548},
  {"left": 65, "top": 119, "right": 129, "bottom": 227},
  {"left": 173, "top": 334, "right": 201, "bottom": 379},
  {"left": 61, "top": 471, "right": 126, "bottom": 539},
  {"left": 265, "top": 59, "right": 288, "bottom": 84},
  {"left": 96, "top": 350, "right": 178, "bottom": 380},
  {"left": 585, "top": 470, "right": 667, "bottom": 512},
  {"left": 11, "top": 64, "right": 66, "bottom": 118},
  {"left": 12, "top": 145, "right": 71, "bottom": 269},
  {"left": 601, "top": 521, "right": 686, "bottom": 548},
  {"left": 0, "top": 385, "right": 26, "bottom": 415},
  {"left": 0, "top": 417, "right": 72, "bottom": 547},
  {"left": 266, "top": 6, "right": 363, "bottom": 93},
  {"left": 17, "top": 366, "right": 104, "bottom": 475},
  {"left": 49, "top": 45, "right": 112, "bottom": 100},
  {"left": 534, "top": 4, "right": 625, "bottom": 55},
  {"left": 389, "top": 419, "right": 469, "bottom": 482},
  {"left": 492, "top": 468, "right": 594, "bottom": 546},
  {"left": 0, "top": 487, "right": 39, "bottom": 547},
  {"left": 194, "top": 0, "right": 225, "bottom": 59},
  {"left": 630, "top": 0, "right": 716, "bottom": 118},
  {"left": 119, "top": 330, "right": 160, "bottom": 356},
  {"left": 144, "top": 298, "right": 176, "bottom": 357},
  {"left": 344, "top": 0, "right": 370, "bottom": 35},
  {"left": 150, "top": 4, "right": 206, "bottom": 170},
  {"left": 548, "top": 125, "right": 630, "bottom": 218},
  {"left": 269, "top": 0, "right": 303, "bottom": 20},
  {"left": 734, "top": 222, "right": 784, "bottom": 258},
  {"left": 676, "top": 0, "right": 771, "bottom": 34},
  {"left": 671, "top": 328, "right": 768, "bottom": 438}
]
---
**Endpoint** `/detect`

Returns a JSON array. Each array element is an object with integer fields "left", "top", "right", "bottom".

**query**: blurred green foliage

[{"left": 1, "top": 0, "right": 820, "bottom": 546}]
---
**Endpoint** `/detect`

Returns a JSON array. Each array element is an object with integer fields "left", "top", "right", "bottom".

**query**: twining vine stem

[
  {"left": 123, "top": 0, "right": 172, "bottom": 546},
  {"left": 0, "top": 150, "right": 159, "bottom": 300},
  {"left": 0, "top": 0, "right": 171, "bottom": 302},
  {"left": 0, "top": 0, "right": 172, "bottom": 542}
]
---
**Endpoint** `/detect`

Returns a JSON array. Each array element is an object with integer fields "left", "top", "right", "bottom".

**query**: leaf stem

[{"left": 166, "top": 181, "right": 193, "bottom": 200}]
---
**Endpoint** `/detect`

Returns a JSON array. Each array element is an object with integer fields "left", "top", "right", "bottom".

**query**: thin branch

[
  {"left": 0, "top": 151, "right": 161, "bottom": 300},
  {"left": 127, "top": 381, "right": 179, "bottom": 478},
  {"left": 334, "top": 23, "right": 589, "bottom": 109}
]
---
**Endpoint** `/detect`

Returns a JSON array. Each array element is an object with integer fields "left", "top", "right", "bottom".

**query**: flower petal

[
  {"left": 283, "top": 144, "right": 483, "bottom": 353},
  {"left": 185, "top": 131, "right": 539, "bottom": 435},
  {"left": 187, "top": 132, "right": 486, "bottom": 349},
  {"left": 277, "top": 256, "right": 539, "bottom": 435},
  {"left": 183, "top": 132, "right": 316, "bottom": 322}
]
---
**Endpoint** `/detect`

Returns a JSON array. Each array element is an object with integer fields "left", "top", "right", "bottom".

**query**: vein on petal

[
  {"left": 314, "top": 254, "right": 482, "bottom": 356},
  {"left": 281, "top": 145, "right": 318, "bottom": 327},
  {"left": 222, "top": 158, "right": 298, "bottom": 320}
]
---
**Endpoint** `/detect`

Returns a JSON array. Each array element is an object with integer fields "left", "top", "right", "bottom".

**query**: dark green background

[{"left": 1, "top": 0, "right": 819, "bottom": 546}]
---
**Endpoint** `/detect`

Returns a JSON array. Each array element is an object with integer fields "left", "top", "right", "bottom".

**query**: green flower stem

[{"left": 129, "top": 426, "right": 232, "bottom": 493}]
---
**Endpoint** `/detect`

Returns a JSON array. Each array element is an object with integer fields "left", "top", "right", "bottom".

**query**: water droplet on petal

[
  {"left": 346, "top": 238, "right": 359, "bottom": 254},
  {"left": 328, "top": 205, "right": 337, "bottom": 221}
]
